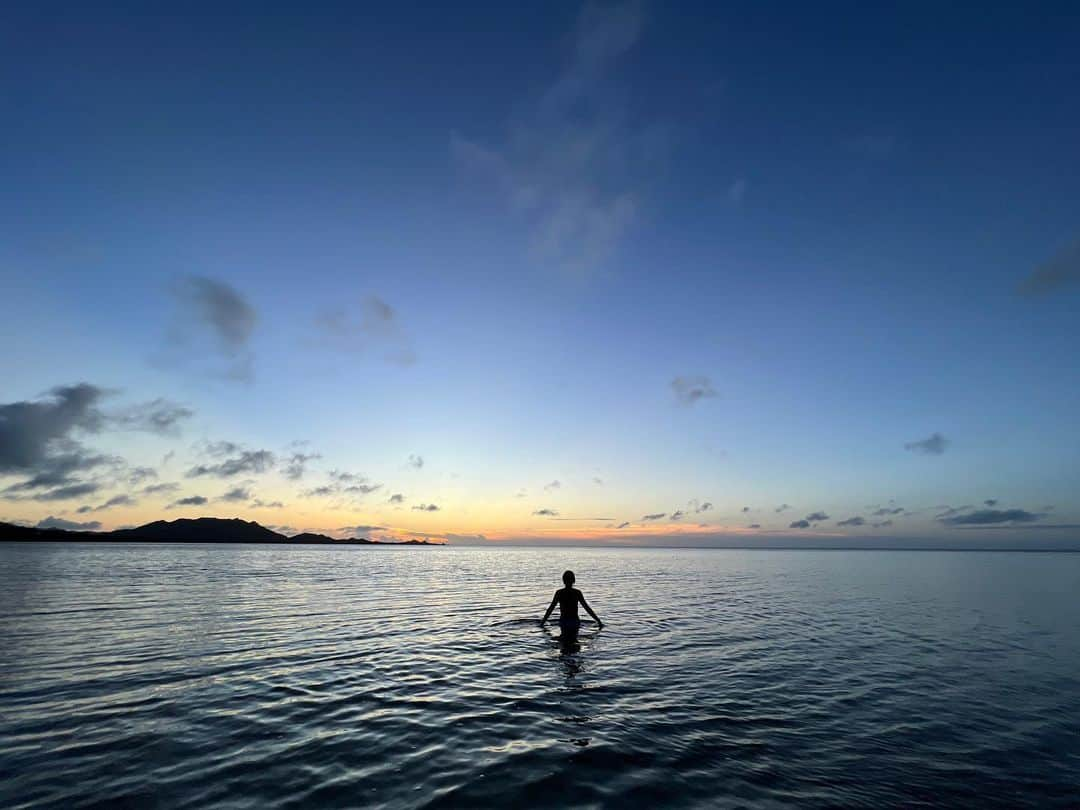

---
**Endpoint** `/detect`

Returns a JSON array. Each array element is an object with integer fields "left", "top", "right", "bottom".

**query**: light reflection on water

[{"left": 1, "top": 543, "right": 1079, "bottom": 808}]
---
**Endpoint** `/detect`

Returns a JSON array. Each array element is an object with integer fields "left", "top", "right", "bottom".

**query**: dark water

[{"left": 1, "top": 544, "right": 1079, "bottom": 808}]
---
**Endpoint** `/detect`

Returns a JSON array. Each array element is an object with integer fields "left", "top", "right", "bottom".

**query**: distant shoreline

[
  {"left": 0, "top": 518, "right": 442, "bottom": 546},
  {"left": 0, "top": 536, "right": 440, "bottom": 546}
]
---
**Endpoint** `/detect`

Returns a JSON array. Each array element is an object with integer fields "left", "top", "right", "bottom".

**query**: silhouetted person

[{"left": 541, "top": 570, "right": 603, "bottom": 633}]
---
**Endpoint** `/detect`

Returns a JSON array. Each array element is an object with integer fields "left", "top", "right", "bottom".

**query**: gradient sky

[{"left": 3, "top": 2, "right": 1079, "bottom": 547}]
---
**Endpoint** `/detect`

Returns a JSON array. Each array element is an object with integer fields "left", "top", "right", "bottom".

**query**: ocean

[{"left": 1, "top": 543, "right": 1078, "bottom": 808}]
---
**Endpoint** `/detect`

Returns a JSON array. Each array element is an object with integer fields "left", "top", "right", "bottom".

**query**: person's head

[{"left": 562, "top": 570, "right": 576, "bottom": 586}]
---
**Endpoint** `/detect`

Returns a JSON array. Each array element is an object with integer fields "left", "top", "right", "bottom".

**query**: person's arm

[
  {"left": 579, "top": 593, "right": 603, "bottom": 628},
  {"left": 540, "top": 591, "right": 558, "bottom": 624}
]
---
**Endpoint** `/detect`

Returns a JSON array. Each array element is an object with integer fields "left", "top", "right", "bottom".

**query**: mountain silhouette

[{"left": 0, "top": 518, "right": 441, "bottom": 545}]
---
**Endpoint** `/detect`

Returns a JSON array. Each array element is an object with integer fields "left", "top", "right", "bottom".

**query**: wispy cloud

[
  {"left": 303, "top": 470, "right": 382, "bottom": 500},
  {"left": 389, "top": 493, "right": 405, "bottom": 504},
  {"left": 534, "top": 508, "right": 560, "bottom": 516},
  {"left": 167, "top": 495, "right": 208, "bottom": 508},
  {"left": 451, "top": 1, "right": 658, "bottom": 277},
  {"left": 164, "top": 275, "right": 257, "bottom": 381},
  {"left": 1018, "top": 238, "right": 1080, "bottom": 295},
  {"left": 408, "top": 454, "right": 424, "bottom": 469},
  {"left": 789, "top": 519, "right": 810, "bottom": 529},
  {"left": 939, "top": 508, "right": 1041, "bottom": 526},
  {"left": 283, "top": 452, "right": 320, "bottom": 480},
  {"left": 671, "top": 376, "right": 717, "bottom": 406},
  {"left": 187, "top": 449, "right": 275, "bottom": 479},
  {"left": 544, "top": 480, "right": 562, "bottom": 492},
  {"left": 837, "top": 516, "right": 865, "bottom": 527},
  {"left": 109, "top": 399, "right": 193, "bottom": 436},
  {"left": 642, "top": 512, "right": 666, "bottom": 521},
  {"left": 79, "top": 494, "right": 137, "bottom": 512},
  {"left": 412, "top": 503, "right": 440, "bottom": 512},
  {"left": 904, "top": 432, "right": 949, "bottom": 456},
  {"left": 314, "top": 296, "right": 416, "bottom": 365},
  {"left": 219, "top": 486, "right": 252, "bottom": 502}
]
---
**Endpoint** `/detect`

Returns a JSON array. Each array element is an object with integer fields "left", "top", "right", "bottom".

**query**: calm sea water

[{"left": 1, "top": 543, "right": 1078, "bottom": 808}]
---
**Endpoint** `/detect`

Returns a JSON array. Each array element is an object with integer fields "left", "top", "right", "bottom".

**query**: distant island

[{"left": 0, "top": 517, "right": 443, "bottom": 546}]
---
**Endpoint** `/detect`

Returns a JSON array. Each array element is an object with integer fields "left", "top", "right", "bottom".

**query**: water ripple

[{"left": 1, "top": 544, "right": 1079, "bottom": 808}]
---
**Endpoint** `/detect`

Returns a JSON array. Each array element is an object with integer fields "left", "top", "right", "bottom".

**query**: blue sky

[{"left": 2, "top": 1, "right": 1078, "bottom": 546}]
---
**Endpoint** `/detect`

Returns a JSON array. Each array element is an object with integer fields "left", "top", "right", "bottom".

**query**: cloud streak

[
  {"left": 939, "top": 508, "right": 1041, "bottom": 526},
  {"left": 166, "top": 275, "right": 257, "bottom": 381},
  {"left": 1018, "top": 238, "right": 1080, "bottom": 295},
  {"left": 314, "top": 296, "right": 416, "bottom": 365},
  {"left": 451, "top": 1, "right": 655, "bottom": 276},
  {"left": 905, "top": 432, "right": 949, "bottom": 455},
  {"left": 671, "top": 376, "right": 717, "bottom": 406}
]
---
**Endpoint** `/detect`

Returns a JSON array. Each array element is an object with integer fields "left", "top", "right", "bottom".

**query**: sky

[{"left": 2, "top": 1, "right": 1079, "bottom": 547}]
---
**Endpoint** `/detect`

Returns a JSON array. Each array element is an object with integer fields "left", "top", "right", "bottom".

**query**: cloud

[
  {"left": 219, "top": 486, "right": 252, "bottom": 502},
  {"left": 0, "top": 384, "right": 105, "bottom": 472},
  {"left": 408, "top": 454, "right": 424, "bottom": 469},
  {"left": 670, "top": 510, "right": 684, "bottom": 521},
  {"left": 775, "top": 503, "right": 791, "bottom": 513},
  {"left": 544, "top": 480, "right": 561, "bottom": 492},
  {"left": 0, "top": 384, "right": 116, "bottom": 499},
  {"left": 30, "top": 482, "right": 100, "bottom": 501},
  {"left": 167, "top": 275, "right": 257, "bottom": 381},
  {"left": 314, "top": 296, "right": 416, "bottom": 365},
  {"left": 984, "top": 499, "right": 998, "bottom": 507},
  {"left": 283, "top": 452, "right": 320, "bottom": 480},
  {"left": 873, "top": 506, "right": 904, "bottom": 516},
  {"left": 168, "top": 495, "right": 208, "bottom": 508},
  {"left": 127, "top": 467, "right": 158, "bottom": 486},
  {"left": 616, "top": 521, "right": 630, "bottom": 529},
  {"left": 593, "top": 476, "right": 604, "bottom": 485},
  {"left": 451, "top": 1, "right": 656, "bottom": 276},
  {"left": 389, "top": 493, "right": 405, "bottom": 504},
  {"left": 789, "top": 519, "right": 810, "bottom": 529},
  {"left": 935, "top": 505, "right": 972, "bottom": 519},
  {"left": 805, "top": 511, "right": 830, "bottom": 523},
  {"left": 109, "top": 399, "right": 193, "bottom": 436},
  {"left": 36, "top": 516, "right": 102, "bottom": 531},
  {"left": 250, "top": 499, "right": 284, "bottom": 509},
  {"left": 904, "top": 432, "right": 949, "bottom": 455},
  {"left": 187, "top": 450, "right": 276, "bottom": 478},
  {"left": 748, "top": 523, "right": 761, "bottom": 529},
  {"left": 534, "top": 508, "right": 560, "bottom": 516},
  {"left": 302, "top": 472, "right": 383, "bottom": 500},
  {"left": 837, "top": 516, "right": 865, "bottom": 527},
  {"left": 741, "top": 506, "right": 750, "bottom": 513},
  {"left": 939, "top": 508, "right": 1041, "bottom": 526},
  {"left": 412, "top": 503, "right": 440, "bottom": 512},
  {"left": 642, "top": 512, "right": 666, "bottom": 521},
  {"left": 87, "top": 494, "right": 137, "bottom": 511},
  {"left": 1018, "top": 238, "right": 1080, "bottom": 295},
  {"left": 871, "top": 520, "right": 893, "bottom": 528},
  {"left": 671, "top": 376, "right": 717, "bottom": 406},
  {"left": 686, "top": 499, "right": 713, "bottom": 514},
  {"left": 141, "top": 482, "right": 181, "bottom": 497}
]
